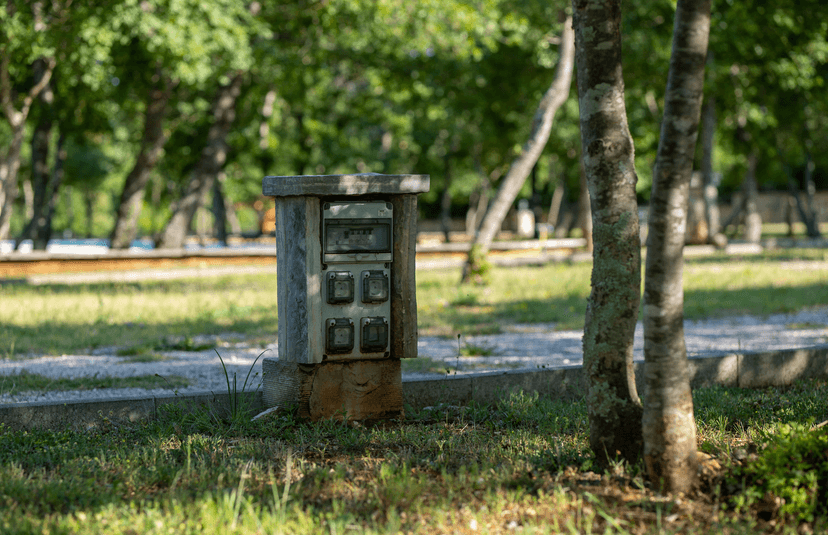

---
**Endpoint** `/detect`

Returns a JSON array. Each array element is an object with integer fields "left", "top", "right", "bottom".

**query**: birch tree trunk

[
  {"left": 157, "top": 74, "right": 243, "bottom": 249},
  {"left": 460, "top": 15, "right": 575, "bottom": 283},
  {"left": 109, "top": 71, "right": 173, "bottom": 249},
  {"left": 572, "top": 0, "right": 643, "bottom": 463},
  {"left": 642, "top": 0, "right": 710, "bottom": 493}
]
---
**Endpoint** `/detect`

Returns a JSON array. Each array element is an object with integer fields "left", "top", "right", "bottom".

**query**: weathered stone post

[{"left": 261, "top": 174, "right": 429, "bottom": 421}]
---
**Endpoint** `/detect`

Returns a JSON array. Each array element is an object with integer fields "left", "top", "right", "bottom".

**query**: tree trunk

[
  {"left": 40, "top": 133, "right": 65, "bottom": 245},
  {"left": 63, "top": 185, "right": 74, "bottom": 236},
  {"left": 786, "top": 154, "right": 821, "bottom": 239},
  {"left": 547, "top": 169, "right": 566, "bottom": 228},
  {"left": 0, "top": 53, "right": 55, "bottom": 239},
  {"left": 572, "top": 0, "right": 643, "bottom": 464},
  {"left": 465, "top": 178, "right": 491, "bottom": 236},
  {"left": 17, "top": 131, "right": 65, "bottom": 250},
  {"left": 16, "top": 66, "right": 62, "bottom": 251},
  {"left": 157, "top": 74, "right": 242, "bottom": 249},
  {"left": 460, "top": 15, "right": 575, "bottom": 283},
  {"left": 110, "top": 70, "right": 173, "bottom": 249},
  {"left": 743, "top": 151, "right": 762, "bottom": 243},
  {"left": 84, "top": 186, "right": 95, "bottom": 238},
  {"left": 642, "top": 0, "right": 710, "bottom": 494},
  {"left": 700, "top": 89, "right": 723, "bottom": 244},
  {"left": 440, "top": 156, "right": 453, "bottom": 242},
  {"left": 577, "top": 163, "right": 593, "bottom": 251},
  {"left": 802, "top": 155, "right": 821, "bottom": 238},
  {"left": 212, "top": 170, "right": 229, "bottom": 245},
  {"left": 22, "top": 179, "right": 34, "bottom": 222}
]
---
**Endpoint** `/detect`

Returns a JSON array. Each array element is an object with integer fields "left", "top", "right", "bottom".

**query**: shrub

[{"left": 730, "top": 422, "right": 828, "bottom": 523}]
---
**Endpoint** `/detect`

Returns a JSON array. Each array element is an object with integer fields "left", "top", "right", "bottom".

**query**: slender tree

[
  {"left": 572, "top": 0, "right": 643, "bottom": 463},
  {"left": 109, "top": 69, "right": 174, "bottom": 249},
  {"left": 642, "top": 0, "right": 711, "bottom": 493},
  {"left": 15, "top": 58, "right": 62, "bottom": 250},
  {"left": 460, "top": 14, "right": 575, "bottom": 283},
  {"left": 156, "top": 73, "right": 243, "bottom": 249},
  {"left": 0, "top": 2, "right": 57, "bottom": 240}
]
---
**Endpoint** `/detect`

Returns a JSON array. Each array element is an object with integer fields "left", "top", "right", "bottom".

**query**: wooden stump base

[{"left": 262, "top": 357, "right": 404, "bottom": 422}]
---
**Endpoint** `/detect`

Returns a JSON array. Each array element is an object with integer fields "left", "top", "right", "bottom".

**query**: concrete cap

[{"left": 262, "top": 173, "right": 430, "bottom": 197}]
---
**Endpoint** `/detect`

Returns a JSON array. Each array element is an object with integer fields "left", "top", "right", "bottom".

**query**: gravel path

[{"left": 2, "top": 306, "right": 827, "bottom": 405}]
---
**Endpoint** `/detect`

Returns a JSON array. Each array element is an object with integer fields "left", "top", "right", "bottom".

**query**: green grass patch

[
  {"left": 459, "top": 342, "right": 499, "bottom": 357},
  {"left": 0, "top": 370, "right": 190, "bottom": 396},
  {"left": 786, "top": 322, "right": 826, "bottom": 330},
  {"left": 400, "top": 356, "right": 453, "bottom": 375},
  {"left": 0, "top": 380, "right": 826, "bottom": 533},
  {"left": 1, "top": 249, "right": 826, "bottom": 354},
  {"left": 116, "top": 353, "right": 170, "bottom": 364},
  {"left": 419, "top": 249, "right": 828, "bottom": 335}
]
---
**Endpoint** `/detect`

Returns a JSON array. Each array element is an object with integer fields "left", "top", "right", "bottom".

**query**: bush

[{"left": 731, "top": 422, "right": 828, "bottom": 523}]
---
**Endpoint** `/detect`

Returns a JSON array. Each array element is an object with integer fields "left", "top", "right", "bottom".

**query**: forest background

[{"left": 1, "top": 0, "right": 826, "bottom": 249}]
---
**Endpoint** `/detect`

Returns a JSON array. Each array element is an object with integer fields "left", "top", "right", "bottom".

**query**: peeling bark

[
  {"left": 643, "top": 0, "right": 710, "bottom": 493},
  {"left": 572, "top": 0, "right": 643, "bottom": 463}
]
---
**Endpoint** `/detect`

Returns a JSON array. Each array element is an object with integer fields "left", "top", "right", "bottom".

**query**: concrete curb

[
  {"left": 0, "top": 391, "right": 263, "bottom": 433},
  {"left": 2, "top": 344, "right": 827, "bottom": 432},
  {"left": 408, "top": 344, "right": 828, "bottom": 409}
]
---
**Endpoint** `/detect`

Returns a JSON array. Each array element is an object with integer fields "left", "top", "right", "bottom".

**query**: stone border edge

[{"left": 2, "top": 344, "right": 827, "bottom": 432}]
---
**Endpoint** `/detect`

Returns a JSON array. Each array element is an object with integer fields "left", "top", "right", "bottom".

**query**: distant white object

[
  {"left": 516, "top": 199, "right": 535, "bottom": 238},
  {"left": 1, "top": 238, "right": 151, "bottom": 255},
  {"left": 46, "top": 243, "right": 108, "bottom": 255}
]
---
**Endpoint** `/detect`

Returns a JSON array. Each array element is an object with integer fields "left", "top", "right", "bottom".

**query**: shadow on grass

[
  {"left": 3, "top": 275, "right": 825, "bottom": 355},
  {"left": 0, "top": 274, "right": 276, "bottom": 295},
  {"left": 419, "top": 293, "right": 587, "bottom": 336},
  {"left": 1, "top": 316, "right": 277, "bottom": 357},
  {"left": 683, "top": 248, "right": 828, "bottom": 266},
  {"left": 683, "top": 282, "right": 828, "bottom": 319},
  {"left": 420, "top": 281, "right": 827, "bottom": 336}
]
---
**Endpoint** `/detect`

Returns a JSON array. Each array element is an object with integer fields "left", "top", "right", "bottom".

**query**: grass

[
  {"left": 1, "top": 248, "right": 826, "bottom": 354},
  {"left": 459, "top": 341, "right": 499, "bottom": 356},
  {"left": 0, "top": 380, "right": 826, "bottom": 533},
  {"left": 0, "top": 370, "right": 190, "bottom": 397},
  {"left": 417, "top": 248, "right": 828, "bottom": 336}
]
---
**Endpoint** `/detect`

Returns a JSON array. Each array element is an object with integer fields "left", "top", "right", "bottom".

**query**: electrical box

[
  {"left": 319, "top": 201, "right": 393, "bottom": 360},
  {"left": 262, "top": 173, "right": 429, "bottom": 419}
]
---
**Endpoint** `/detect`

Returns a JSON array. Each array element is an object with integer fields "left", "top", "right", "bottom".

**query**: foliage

[
  {"left": 4, "top": 0, "right": 827, "bottom": 238},
  {"left": 729, "top": 423, "right": 828, "bottom": 522},
  {"left": 216, "top": 348, "right": 265, "bottom": 426}
]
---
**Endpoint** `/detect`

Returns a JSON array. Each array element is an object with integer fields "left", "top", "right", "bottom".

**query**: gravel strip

[{"left": 2, "top": 307, "right": 827, "bottom": 405}]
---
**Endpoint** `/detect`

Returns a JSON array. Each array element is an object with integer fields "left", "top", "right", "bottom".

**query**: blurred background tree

[{"left": 1, "top": 0, "right": 825, "bottom": 247}]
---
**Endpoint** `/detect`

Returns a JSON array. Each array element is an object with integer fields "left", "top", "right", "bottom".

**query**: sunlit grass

[
  {"left": 1, "top": 249, "right": 826, "bottom": 355},
  {"left": 0, "top": 370, "right": 189, "bottom": 397},
  {"left": 1, "top": 380, "right": 826, "bottom": 533}
]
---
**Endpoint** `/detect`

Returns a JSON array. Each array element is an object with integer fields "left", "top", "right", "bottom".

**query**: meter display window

[
  {"left": 361, "top": 317, "right": 389, "bottom": 352},
  {"left": 323, "top": 220, "right": 391, "bottom": 254},
  {"left": 326, "top": 318, "right": 354, "bottom": 353}
]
